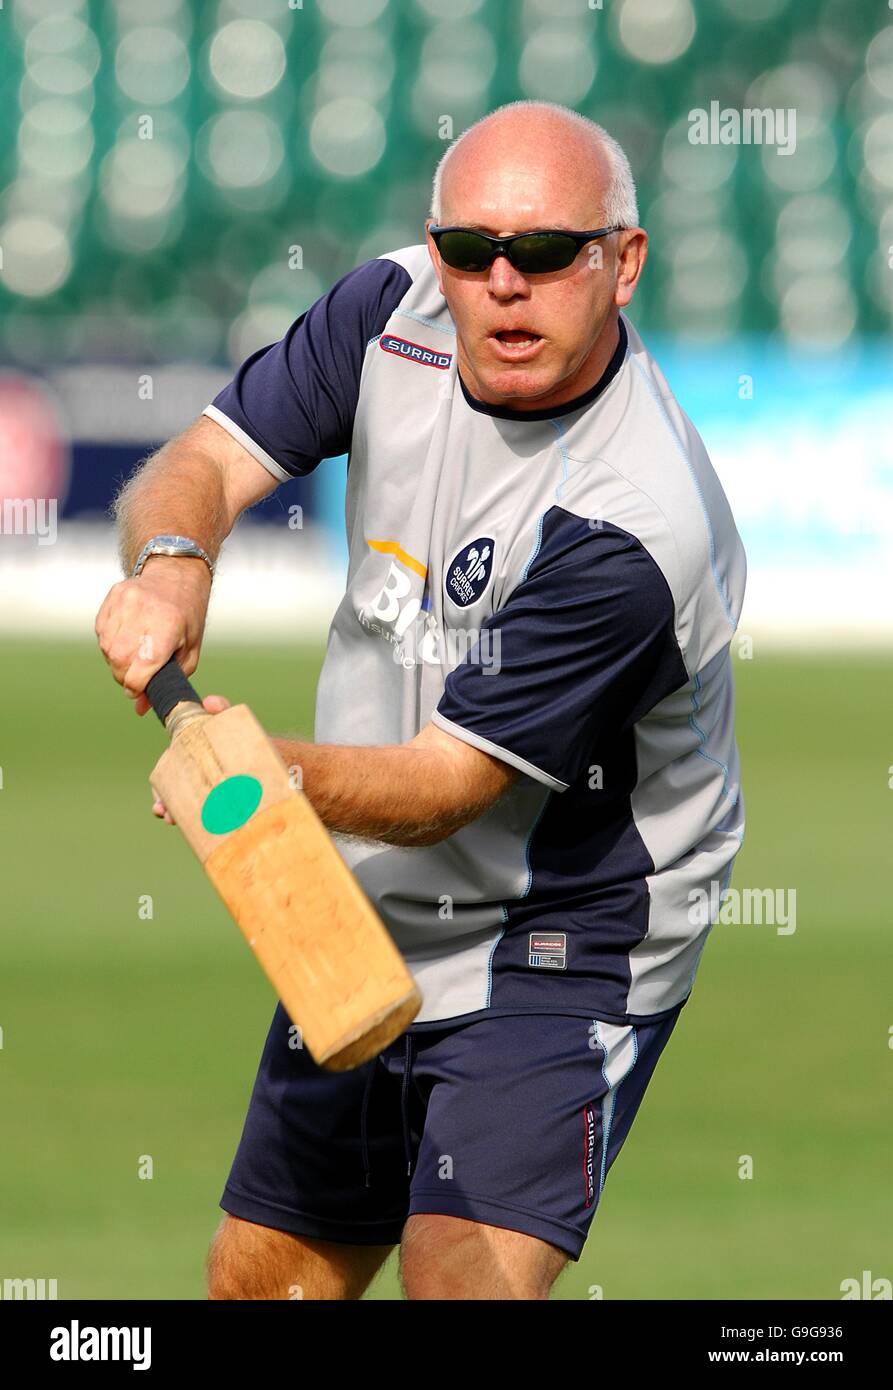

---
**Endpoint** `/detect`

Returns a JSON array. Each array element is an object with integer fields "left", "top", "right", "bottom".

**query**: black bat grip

[{"left": 145, "top": 658, "right": 203, "bottom": 727}]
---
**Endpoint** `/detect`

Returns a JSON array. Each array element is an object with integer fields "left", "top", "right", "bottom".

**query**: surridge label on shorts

[
  {"left": 528, "top": 931, "right": 567, "bottom": 969},
  {"left": 583, "top": 1102, "right": 597, "bottom": 1208}
]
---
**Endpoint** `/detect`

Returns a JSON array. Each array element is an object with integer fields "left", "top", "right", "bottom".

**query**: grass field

[{"left": 1, "top": 639, "right": 889, "bottom": 1300}]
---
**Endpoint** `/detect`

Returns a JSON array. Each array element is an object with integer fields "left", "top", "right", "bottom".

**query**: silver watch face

[
  {"left": 133, "top": 535, "right": 212, "bottom": 577},
  {"left": 154, "top": 535, "right": 196, "bottom": 551}
]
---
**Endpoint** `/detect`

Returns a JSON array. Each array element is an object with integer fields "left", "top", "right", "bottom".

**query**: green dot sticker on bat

[{"left": 201, "top": 775, "right": 263, "bottom": 834}]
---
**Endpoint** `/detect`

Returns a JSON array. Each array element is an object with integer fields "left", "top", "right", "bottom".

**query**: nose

[{"left": 487, "top": 254, "right": 530, "bottom": 299}]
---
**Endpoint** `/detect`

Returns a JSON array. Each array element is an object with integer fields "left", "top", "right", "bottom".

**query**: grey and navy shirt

[{"left": 204, "top": 244, "right": 747, "bottom": 1029}]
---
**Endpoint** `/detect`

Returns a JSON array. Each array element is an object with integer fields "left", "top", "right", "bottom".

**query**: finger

[
  {"left": 120, "top": 645, "right": 181, "bottom": 700},
  {"left": 152, "top": 797, "right": 176, "bottom": 826},
  {"left": 94, "top": 593, "right": 119, "bottom": 651},
  {"left": 98, "top": 611, "right": 127, "bottom": 671},
  {"left": 94, "top": 590, "right": 112, "bottom": 638},
  {"left": 95, "top": 579, "right": 130, "bottom": 637},
  {"left": 202, "top": 694, "right": 231, "bottom": 713},
  {"left": 134, "top": 693, "right": 151, "bottom": 717}
]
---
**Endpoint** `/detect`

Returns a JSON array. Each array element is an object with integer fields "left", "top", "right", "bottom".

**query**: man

[{"left": 96, "top": 100, "right": 746, "bottom": 1301}]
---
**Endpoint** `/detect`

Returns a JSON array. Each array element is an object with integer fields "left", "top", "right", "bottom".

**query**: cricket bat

[{"left": 144, "top": 658, "right": 421, "bottom": 1071}]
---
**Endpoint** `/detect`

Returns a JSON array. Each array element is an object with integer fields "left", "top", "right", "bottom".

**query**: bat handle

[{"left": 145, "top": 658, "right": 207, "bottom": 738}]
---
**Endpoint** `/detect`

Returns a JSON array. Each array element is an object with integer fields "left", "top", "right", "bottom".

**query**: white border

[
  {"left": 431, "top": 710, "right": 568, "bottom": 792},
  {"left": 202, "top": 405, "right": 294, "bottom": 483}
]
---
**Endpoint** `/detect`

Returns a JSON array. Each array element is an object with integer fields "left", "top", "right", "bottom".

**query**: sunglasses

[{"left": 429, "top": 224, "right": 622, "bottom": 274}]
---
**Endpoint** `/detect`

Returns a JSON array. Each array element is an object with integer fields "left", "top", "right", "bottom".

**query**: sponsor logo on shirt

[
  {"left": 583, "top": 1103, "right": 597, "bottom": 1208},
  {"left": 528, "top": 931, "right": 567, "bottom": 969},
  {"left": 380, "top": 335, "right": 452, "bottom": 370},
  {"left": 445, "top": 537, "right": 494, "bottom": 608}
]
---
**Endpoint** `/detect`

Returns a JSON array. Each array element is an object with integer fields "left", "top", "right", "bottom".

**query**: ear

[
  {"left": 614, "top": 229, "right": 648, "bottom": 309},
  {"left": 425, "top": 219, "right": 446, "bottom": 296}
]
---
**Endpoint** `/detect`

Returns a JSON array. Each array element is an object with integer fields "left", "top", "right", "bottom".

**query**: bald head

[
  {"left": 424, "top": 99, "right": 647, "bottom": 416},
  {"left": 430, "top": 101, "right": 638, "bottom": 232}
]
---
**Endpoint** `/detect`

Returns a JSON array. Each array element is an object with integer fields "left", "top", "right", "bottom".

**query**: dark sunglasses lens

[
  {"left": 436, "top": 231, "right": 494, "bottom": 271},
  {"left": 510, "top": 233, "right": 579, "bottom": 272}
]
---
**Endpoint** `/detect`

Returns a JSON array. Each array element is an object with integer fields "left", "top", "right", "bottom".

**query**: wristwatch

[{"left": 131, "top": 534, "right": 215, "bottom": 579}]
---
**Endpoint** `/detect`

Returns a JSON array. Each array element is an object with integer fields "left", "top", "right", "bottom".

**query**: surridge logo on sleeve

[
  {"left": 380, "top": 335, "right": 452, "bottom": 370},
  {"left": 445, "top": 537, "right": 495, "bottom": 608}
]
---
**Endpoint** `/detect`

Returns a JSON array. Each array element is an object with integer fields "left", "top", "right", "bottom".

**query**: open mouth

[
  {"left": 494, "top": 329, "right": 542, "bottom": 347},
  {"left": 490, "top": 329, "right": 545, "bottom": 361}
]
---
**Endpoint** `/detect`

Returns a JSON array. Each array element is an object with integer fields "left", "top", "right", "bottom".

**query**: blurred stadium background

[{"left": 1, "top": 0, "right": 890, "bottom": 1300}]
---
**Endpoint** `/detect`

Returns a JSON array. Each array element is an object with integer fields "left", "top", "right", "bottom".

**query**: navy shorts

[{"left": 221, "top": 1002, "right": 685, "bottom": 1261}]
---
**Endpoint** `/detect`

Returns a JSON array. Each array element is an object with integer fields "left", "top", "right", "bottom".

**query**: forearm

[
  {"left": 113, "top": 438, "right": 231, "bottom": 576},
  {"left": 274, "top": 736, "right": 509, "bottom": 847}
]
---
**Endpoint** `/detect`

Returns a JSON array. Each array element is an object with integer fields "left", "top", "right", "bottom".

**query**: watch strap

[{"left": 131, "top": 535, "right": 215, "bottom": 579}]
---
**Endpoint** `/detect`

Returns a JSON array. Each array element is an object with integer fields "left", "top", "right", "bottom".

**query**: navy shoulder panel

[
  {"left": 208, "top": 257, "right": 412, "bottom": 478},
  {"left": 437, "top": 506, "right": 688, "bottom": 789}
]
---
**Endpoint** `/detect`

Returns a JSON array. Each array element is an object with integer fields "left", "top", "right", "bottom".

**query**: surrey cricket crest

[{"left": 445, "top": 537, "right": 495, "bottom": 608}]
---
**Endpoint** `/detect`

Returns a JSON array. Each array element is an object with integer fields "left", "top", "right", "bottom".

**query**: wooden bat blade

[
  {"left": 150, "top": 704, "right": 421, "bottom": 1068},
  {"left": 204, "top": 796, "right": 422, "bottom": 1070}
]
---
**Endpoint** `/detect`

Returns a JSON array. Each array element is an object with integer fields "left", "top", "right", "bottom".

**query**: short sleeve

[
  {"left": 203, "top": 257, "right": 412, "bottom": 481},
  {"left": 432, "top": 507, "right": 689, "bottom": 791}
]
